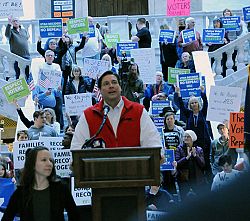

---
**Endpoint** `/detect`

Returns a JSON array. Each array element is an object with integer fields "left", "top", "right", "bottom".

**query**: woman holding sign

[{"left": 2, "top": 147, "right": 78, "bottom": 221}]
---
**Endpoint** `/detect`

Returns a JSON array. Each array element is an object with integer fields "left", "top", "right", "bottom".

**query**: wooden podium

[{"left": 71, "top": 147, "right": 161, "bottom": 221}]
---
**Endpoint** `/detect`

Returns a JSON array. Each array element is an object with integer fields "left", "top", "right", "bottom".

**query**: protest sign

[
  {"left": 13, "top": 140, "right": 46, "bottom": 169},
  {"left": 163, "top": 130, "right": 182, "bottom": 150},
  {"left": 160, "top": 149, "right": 175, "bottom": 171},
  {"left": 159, "top": 29, "right": 176, "bottom": 43},
  {"left": 88, "top": 25, "right": 95, "bottom": 37},
  {"left": 176, "top": 73, "right": 201, "bottom": 99},
  {"left": 67, "top": 17, "right": 89, "bottom": 34},
  {"left": 182, "top": 29, "right": 196, "bottom": 44},
  {"left": 53, "top": 149, "right": 72, "bottom": 177},
  {"left": 0, "top": 0, "right": 23, "bottom": 18},
  {"left": 104, "top": 34, "right": 120, "bottom": 48},
  {"left": 130, "top": 48, "right": 156, "bottom": 84},
  {"left": 38, "top": 69, "right": 62, "bottom": 89},
  {"left": 0, "top": 178, "right": 15, "bottom": 208},
  {"left": 151, "top": 100, "right": 171, "bottom": 115},
  {"left": 83, "top": 58, "right": 109, "bottom": 79},
  {"left": 166, "top": 0, "right": 190, "bottom": 17},
  {"left": 64, "top": 93, "right": 92, "bottom": 116},
  {"left": 207, "top": 86, "right": 242, "bottom": 122},
  {"left": 243, "top": 6, "right": 250, "bottom": 22},
  {"left": 71, "top": 177, "right": 92, "bottom": 206},
  {"left": 2, "top": 78, "right": 30, "bottom": 103},
  {"left": 116, "top": 42, "right": 138, "bottom": 57},
  {"left": 51, "top": 0, "right": 75, "bottom": 24},
  {"left": 39, "top": 19, "right": 63, "bottom": 38},
  {"left": 202, "top": 28, "right": 225, "bottom": 44},
  {"left": 152, "top": 117, "right": 164, "bottom": 128},
  {"left": 220, "top": 16, "right": 241, "bottom": 31},
  {"left": 229, "top": 112, "right": 244, "bottom": 148},
  {"left": 147, "top": 210, "right": 167, "bottom": 221},
  {"left": 168, "top": 67, "right": 190, "bottom": 84},
  {"left": 39, "top": 137, "right": 64, "bottom": 151}
]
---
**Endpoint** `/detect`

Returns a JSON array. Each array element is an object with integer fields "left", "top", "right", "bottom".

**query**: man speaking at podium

[{"left": 71, "top": 71, "right": 162, "bottom": 149}]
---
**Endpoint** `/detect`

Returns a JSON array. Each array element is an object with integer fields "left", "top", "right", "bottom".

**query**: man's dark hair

[
  {"left": 17, "top": 130, "right": 29, "bottom": 139},
  {"left": 33, "top": 110, "right": 45, "bottom": 120},
  {"left": 218, "top": 155, "right": 232, "bottom": 167},
  {"left": 97, "top": 71, "right": 121, "bottom": 89},
  {"left": 137, "top": 18, "right": 146, "bottom": 24}
]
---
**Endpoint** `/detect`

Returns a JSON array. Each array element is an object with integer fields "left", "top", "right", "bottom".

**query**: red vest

[{"left": 84, "top": 96, "right": 143, "bottom": 148}]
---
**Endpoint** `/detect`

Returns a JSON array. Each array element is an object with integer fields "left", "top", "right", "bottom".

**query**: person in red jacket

[{"left": 71, "top": 71, "right": 162, "bottom": 149}]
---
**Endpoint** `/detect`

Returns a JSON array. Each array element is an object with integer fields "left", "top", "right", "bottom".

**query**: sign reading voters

[
  {"left": 71, "top": 177, "right": 92, "bottom": 206},
  {"left": 207, "top": 86, "right": 242, "bottom": 122},
  {"left": 64, "top": 93, "right": 92, "bottom": 116},
  {"left": 182, "top": 29, "right": 196, "bottom": 44},
  {"left": 38, "top": 69, "right": 62, "bottom": 89},
  {"left": 2, "top": 78, "right": 30, "bottom": 103},
  {"left": 160, "top": 149, "right": 175, "bottom": 171},
  {"left": 67, "top": 17, "right": 89, "bottom": 34},
  {"left": 166, "top": 0, "right": 190, "bottom": 17},
  {"left": 159, "top": 29, "right": 176, "bottom": 43},
  {"left": 202, "top": 28, "right": 225, "bottom": 44},
  {"left": 131, "top": 48, "right": 156, "bottom": 84},
  {"left": 229, "top": 112, "right": 244, "bottom": 148},
  {"left": 116, "top": 42, "right": 138, "bottom": 57},
  {"left": 39, "top": 19, "right": 63, "bottom": 38},
  {"left": 0, "top": 0, "right": 23, "bottom": 18},
  {"left": 168, "top": 67, "right": 190, "bottom": 84},
  {"left": 83, "top": 58, "right": 109, "bottom": 79},
  {"left": 177, "top": 73, "right": 201, "bottom": 99},
  {"left": 220, "top": 16, "right": 241, "bottom": 31},
  {"left": 104, "top": 34, "right": 120, "bottom": 48},
  {"left": 243, "top": 6, "right": 250, "bottom": 22}
]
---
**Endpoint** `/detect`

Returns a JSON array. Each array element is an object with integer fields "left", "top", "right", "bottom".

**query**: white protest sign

[
  {"left": 146, "top": 210, "right": 167, "bottom": 221},
  {"left": 83, "top": 58, "right": 109, "bottom": 79},
  {"left": 53, "top": 149, "right": 72, "bottom": 178},
  {"left": 13, "top": 140, "right": 46, "bottom": 169},
  {"left": 39, "top": 69, "right": 62, "bottom": 89},
  {"left": 39, "top": 137, "right": 64, "bottom": 151},
  {"left": 64, "top": 93, "right": 92, "bottom": 116},
  {"left": 130, "top": 48, "right": 156, "bottom": 84},
  {"left": 207, "top": 86, "right": 242, "bottom": 122},
  {"left": 0, "top": 0, "right": 24, "bottom": 18},
  {"left": 71, "top": 177, "right": 92, "bottom": 206}
]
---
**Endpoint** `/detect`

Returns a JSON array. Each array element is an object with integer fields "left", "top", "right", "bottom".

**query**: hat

[
  {"left": 159, "top": 106, "right": 176, "bottom": 117},
  {"left": 184, "top": 130, "right": 197, "bottom": 142},
  {"left": 217, "top": 123, "right": 225, "bottom": 130}
]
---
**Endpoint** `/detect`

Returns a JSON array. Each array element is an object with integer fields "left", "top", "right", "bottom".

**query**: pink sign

[{"left": 167, "top": 0, "right": 190, "bottom": 17}]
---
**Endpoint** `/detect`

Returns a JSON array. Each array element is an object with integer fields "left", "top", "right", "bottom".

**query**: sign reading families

[
  {"left": 182, "top": 29, "right": 196, "bottom": 44},
  {"left": 151, "top": 100, "right": 171, "bottom": 115},
  {"left": 243, "top": 6, "right": 250, "bottom": 22},
  {"left": 147, "top": 210, "right": 167, "bottom": 221},
  {"left": 166, "top": 0, "right": 190, "bottom": 17},
  {"left": 159, "top": 29, "right": 176, "bottom": 43},
  {"left": 53, "top": 149, "right": 72, "bottom": 177},
  {"left": 0, "top": 0, "right": 23, "bottom": 18},
  {"left": 64, "top": 93, "right": 92, "bottom": 116},
  {"left": 71, "top": 177, "right": 92, "bottom": 206},
  {"left": 2, "top": 78, "right": 30, "bottom": 103},
  {"left": 39, "top": 137, "right": 63, "bottom": 151},
  {"left": 177, "top": 73, "right": 201, "bottom": 99},
  {"left": 116, "top": 42, "right": 138, "bottom": 57},
  {"left": 220, "top": 16, "right": 241, "bottom": 31},
  {"left": 51, "top": 0, "right": 75, "bottom": 24},
  {"left": 83, "top": 58, "right": 109, "bottom": 79},
  {"left": 160, "top": 149, "right": 175, "bottom": 171},
  {"left": 38, "top": 69, "right": 62, "bottom": 89},
  {"left": 39, "top": 19, "right": 63, "bottom": 38},
  {"left": 202, "top": 28, "right": 225, "bottom": 44},
  {"left": 130, "top": 48, "right": 156, "bottom": 84},
  {"left": 67, "top": 17, "right": 89, "bottom": 34},
  {"left": 229, "top": 112, "right": 244, "bottom": 148},
  {"left": 104, "top": 34, "right": 120, "bottom": 48},
  {"left": 206, "top": 86, "right": 242, "bottom": 122},
  {"left": 168, "top": 67, "right": 190, "bottom": 84}
]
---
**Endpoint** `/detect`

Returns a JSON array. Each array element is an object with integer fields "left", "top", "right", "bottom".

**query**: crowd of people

[{"left": 0, "top": 8, "right": 250, "bottom": 220}]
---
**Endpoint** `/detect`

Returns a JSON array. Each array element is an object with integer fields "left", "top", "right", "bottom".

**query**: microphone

[{"left": 81, "top": 105, "right": 110, "bottom": 149}]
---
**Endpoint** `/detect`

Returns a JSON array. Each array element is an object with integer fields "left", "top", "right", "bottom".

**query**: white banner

[
  {"left": 38, "top": 137, "right": 64, "bottom": 151},
  {"left": 53, "top": 149, "right": 72, "bottom": 178},
  {"left": 83, "top": 58, "right": 109, "bottom": 79},
  {"left": 38, "top": 69, "right": 62, "bottom": 89},
  {"left": 0, "top": 0, "right": 23, "bottom": 18}
]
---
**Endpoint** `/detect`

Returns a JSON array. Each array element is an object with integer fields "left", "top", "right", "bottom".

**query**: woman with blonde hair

[{"left": 44, "top": 107, "right": 60, "bottom": 134}]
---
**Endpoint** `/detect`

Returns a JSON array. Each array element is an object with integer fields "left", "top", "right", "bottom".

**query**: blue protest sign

[
  {"left": 39, "top": 19, "right": 63, "bottom": 38},
  {"left": 177, "top": 73, "right": 201, "bottom": 99},
  {"left": 182, "top": 29, "right": 196, "bottom": 44},
  {"left": 243, "top": 6, "right": 250, "bottom": 22},
  {"left": 0, "top": 178, "right": 15, "bottom": 208},
  {"left": 160, "top": 149, "right": 175, "bottom": 171},
  {"left": 152, "top": 117, "right": 164, "bottom": 128},
  {"left": 220, "top": 16, "right": 240, "bottom": 31},
  {"left": 151, "top": 100, "right": 171, "bottom": 115},
  {"left": 88, "top": 25, "right": 96, "bottom": 38},
  {"left": 202, "top": 28, "right": 225, "bottom": 44},
  {"left": 159, "top": 30, "right": 176, "bottom": 43},
  {"left": 116, "top": 42, "right": 138, "bottom": 57}
]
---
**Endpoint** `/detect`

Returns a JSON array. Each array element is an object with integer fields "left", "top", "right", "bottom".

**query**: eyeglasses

[
  {"left": 101, "top": 80, "right": 119, "bottom": 87},
  {"left": 46, "top": 54, "right": 54, "bottom": 57}
]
